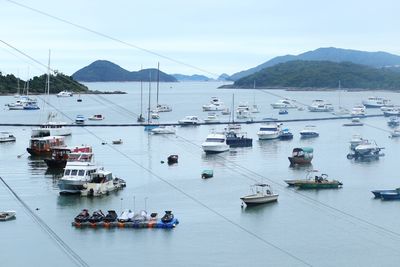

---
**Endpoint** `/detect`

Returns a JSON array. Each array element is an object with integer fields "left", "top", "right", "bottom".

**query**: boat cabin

[
  {"left": 90, "top": 170, "right": 113, "bottom": 183},
  {"left": 27, "top": 136, "right": 65, "bottom": 156}
]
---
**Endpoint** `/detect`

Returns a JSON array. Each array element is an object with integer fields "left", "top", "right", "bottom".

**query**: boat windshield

[
  {"left": 260, "top": 127, "right": 277, "bottom": 131},
  {"left": 205, "top": 138, "right": 225, "bottom": 143}
]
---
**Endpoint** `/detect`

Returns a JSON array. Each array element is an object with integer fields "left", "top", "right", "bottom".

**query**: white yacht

[
  {"left": 31, "top": 121, "right": 72, "bottom": 137},
  {"left": 150, "top": 125, "right": 176, "bottom": 134},
  {"left": 382, "top": 107, "right": 400, "bottom": 117},
  {"left": 362, "top": 96, "right": 390, "bottom": 108},
  {"left": 351, "top": 105, "right": 366, "bottom": 116},
  {"left": 58, "top": 152, "right": 98, "bottom": 194},
  {"left": 349, "top": 134, "right": 364, "bottom": 150},
  {"left": 57, "top": 91, "right": 73, "bottom": 97},
  {"left": 236, "top": 103, "right": 251, "bottom": 119},
  {"left": 308, "top": 100, "right": 334, "bottom": 112},
  {"left": 151, "top": 112, "right": 160, "bottom": 119},
  {"left": 201, "top": 133, "right": 229, "bottom": 154},
  {"left": 0, "top": 132, "right": 16, "bottom": 143},
  {"left": 154, "top": 104, "right": 172, "bottom": 112},
  {"left": 257, "top": 123, "right": 282, "bottom": 140},
  {"left": 300, "top": 125, "right": 319, "bottom": 138},
  {"left": 202, "top": 97, "right": 225, "bottom": 111},
  {"left": 7, "top": 96, "right": 30, "bottom": 110},
  {"left": 271, "top": 99, "right": 297, "bottom": 109},
  {"left": 204, "top": 113, "right": 220, "bottom": 123},
  {"left": 178, "top": 116, "right": 201, "bottom": 125}
]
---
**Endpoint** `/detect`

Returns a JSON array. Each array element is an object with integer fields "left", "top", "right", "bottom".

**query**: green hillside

[
  {"left": 0, "top": 72, "right": 88, "bottom": 94},
  {"left": 234, "top": 60, "right": 400, "bottom": 90}
]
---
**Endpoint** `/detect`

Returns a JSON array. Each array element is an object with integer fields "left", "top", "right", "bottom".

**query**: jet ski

[
  {"left": 132, "top": 210, "right": 148, "bottom": 223},
  {"left": 104, "top": 210, "right": 118, "bottom": 222},
  {"left": 161, "top": 211, "right": 174, "bottom": 223},
  {"left": 118, "top": 209, "right": 134, "bottom": 222},
  {"left": 88, "top": 210, "right": 105, "bottom": 223},
  {"left": 74, "top": 209, "right": 90, "bottom": 223}
]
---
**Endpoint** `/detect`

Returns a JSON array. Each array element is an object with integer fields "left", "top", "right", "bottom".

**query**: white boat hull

[
  {"left": 0, "top": 211, "right": 16, "bottom": 221},
  {"left": 271, "top": 104, "right": 297, "bottom": 109},
  {"left": 257, "top": 132, "right": 280, "bottom": 140},
  {"left": 201, "top": 143, "right": 229, "bottom": 154},
  {"left": 31, "top": 127, "right": 72, "bottom": 137},
  {"left": 241, "top": 194, "right": 279, "bottom": 205}
]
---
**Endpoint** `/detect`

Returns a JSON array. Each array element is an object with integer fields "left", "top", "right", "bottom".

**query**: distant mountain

[
  {"left": 218, "top": 73, "right": 231, "bottom": 81},
  {"left": 230, "top": 47, "right": 400, "bottom": 80},
  {"left": 172, "top": 74, "right": 212, "bottom": 81},
  {"left": 233, "top": 60, "right": 400, "bottom": 90},
  {"left": 72, "top": 60, "right": 177, "bottom": 82}
]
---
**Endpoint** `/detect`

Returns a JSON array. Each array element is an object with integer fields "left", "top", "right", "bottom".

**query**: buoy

[{"left": 161, "top": 160, "right": 165, "bottom": 164}]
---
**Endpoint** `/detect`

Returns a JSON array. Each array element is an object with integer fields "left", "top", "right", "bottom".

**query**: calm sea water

[{"left": 1, "top": 82, "right": 400, "bottom": 266}]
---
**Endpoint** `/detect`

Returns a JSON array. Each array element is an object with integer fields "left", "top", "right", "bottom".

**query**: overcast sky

[{"left": 1, "top": 0, "right": 400, "bottom": 78}]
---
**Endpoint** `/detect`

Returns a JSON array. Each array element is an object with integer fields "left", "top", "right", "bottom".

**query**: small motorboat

[
  {"left": 167, "top": 155, "right": 178, "bottom": 165},
  {"left": 288, "top": 147, "right": 313, "bottom": 165},
  {"left": 343, "top": 118, "right": 363, "bottom": 127},
  {"left": 390, "top": 130, "right": 400, "bottom": 138},
  {"left": 75, "top": 115, "right": 85, "bottom": 125},
  {"left": 279, "top": 128, "right": 293, "bottom": 140},
  {"left": 278, "top": 109, "right": 288, "bottom": 115},
  {"left": 300, "top": 125, "right": 319, "bottom": 138},
  {"left": 388, "top": 116, "right": 400, "bottom": 127},
  {"left": 204, "top": 113, "right": 220, "bottom": 123},
  {"left": 0, "top": 132, "right": 16, "bottom": 143},
  {"left": 201, "top": 169, "right": 213, "bottom": 179},
  {"left": 151, "top": 112, "right": 160, "bottom": 119},
  {"left": 0, "top": 211, "right": 16, "bottom": 221},
  {"left": 103, "top": 210, "right": 118, "bottom": 222},
  {"left": 271, "top": 99, "right": 297, "bottom": 109},
  {"left": 371, "top": 189, "right": 400, "bottom": 198},
  {"left": 118, "top": 210, "right": 135, "bottom": 222},
  {"left": 178, "top": 116, "right": 200, "bottom": 125},
  {"left": 257, "top": 123, "right": 283, "bottom": 140},
  {"left": 137, "top": 114, "right": 145, "bottom": 123},
  {"left": 74, "top": 209, "right": 90, "bottom": 223},
  {"left": 88, "top": 114, "right": 104, "bottom": 121},
  {"left": 221, "top": 108, "right": 231, "bottom": 115},
  {"left": 112, "top": 139, "right": 123, "bottom": 145},
  {"left": 347, "top": 139, "right": 384, "bottom": 160},
  {"left": 240, "top": 183, "right": 279, "bottom": 206},
  {"left": 88, "top": 210, "right": 105, "bottom": 223},
  {"left": 57, "top": 91, "right": 73, "bottom": 97},
  {"left": 161, "top": 211, "right": 174, "bottom": 223},
  {"left": 151, "top": 125, "right": 176, "bottom": 134},
  {"left": 286, "top": 170, "right": 342, "bottom": 189},
  {"left": 349, "top": 134, "right": 364, "bottom": 150}
]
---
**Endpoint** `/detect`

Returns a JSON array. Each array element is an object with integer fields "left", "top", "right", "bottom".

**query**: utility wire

[{"left": 5, "top": 0, "right": 220, "bottom": 78}]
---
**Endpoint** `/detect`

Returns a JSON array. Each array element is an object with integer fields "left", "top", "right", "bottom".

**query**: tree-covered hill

[
  {"left": 0, "top": 71, "right": 88, "bottom": 94},
  {"left": 233, "top": 60, "right": 400, "bottom": 90}
]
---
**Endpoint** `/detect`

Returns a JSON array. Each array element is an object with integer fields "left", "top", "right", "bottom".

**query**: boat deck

[{"left": 71, "top": 219, "right": 179, "bottom": 229}]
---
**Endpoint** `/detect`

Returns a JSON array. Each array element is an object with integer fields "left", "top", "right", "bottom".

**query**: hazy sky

[{"left": 1, "top": 0, "right": 400, "bottom": 78}]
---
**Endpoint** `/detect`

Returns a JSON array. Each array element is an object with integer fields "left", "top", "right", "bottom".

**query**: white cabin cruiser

[
  {"left": 150, "top": 125, "right": 176, "bottom": 134},
  {"left": 201, "top": 133, "right": 229, "bottom": 154},
  {"left": 80, "top": 170, "right": 126, "bottom": 197},
  {"left": 300, "top": 125, "right": 319, "bottom": 138},
  {"left": 257, "top": 123, "right": 282, "bottom": 140},
  {"left": 178, "top": 116, "right": 200, "bottom": 125},
  {"left": 308, "top": 100, "right": 334, "bottom": 112},
  {"left": 58, "top": 152, "right": 98, "bottom": 194},
  {"left": 202, "top": 97, "right": 225, "bottom": 111},
  {"left": 236, "top": 103, "right": 251, "bottom": 119},
  {"left": 56, "top": 91, "right": 73, "bottom": 97},
  {"left": 271, "top": 99, "right": 297, "bottom": 109},
  {"left": 154, "top": 104, "right": 172, "bottom": 112},
  {"left": 362, "top": 96, "right": 390, "bottom": 108},
  {"left": 204, "top": 113, "right": 220, "bottom": 123},
  {"left": 0, "top": 132, "right": 16, "bottom": 143},
  {"left": 351, "top": 105, "right": 366, "bottom": 116},
  {"left": 0, "top": 211, "right": 16, "bottom": 221},
  {"left": 31, "top": 121, "right": 72, "bottom": 137}
]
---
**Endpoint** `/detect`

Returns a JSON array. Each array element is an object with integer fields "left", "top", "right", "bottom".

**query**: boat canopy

[{"left": 293, "top": 147, "right": 313, "bottom": 153}]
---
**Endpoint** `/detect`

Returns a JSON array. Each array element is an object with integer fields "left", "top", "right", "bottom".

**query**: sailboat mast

[
  {"left": 156, "top": 62, "right": 160, "bottom": 107},
  {"left": 46, "top": 50, "right": 51, "bottom": 95},
  {"left": 147, "top": 71, "right": 152, "bottom": 124},
  {"left": 140, "top": 65, "right": 143, "bottom": 116},
  {"left": 232, "top": 93, "right": 235, "bottom": 123}
]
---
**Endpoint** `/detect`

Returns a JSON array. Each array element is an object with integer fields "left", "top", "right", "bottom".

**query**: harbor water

[{"left": 1, "top": 82, "right": 400, "bottom": 266}]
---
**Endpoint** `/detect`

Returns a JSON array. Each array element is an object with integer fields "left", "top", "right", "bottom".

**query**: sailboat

[
  {"left": 153, "top": 62, "right": 172, "bottom": 112},
  {"left": 31, "top": 50, "right": 71, "bottom": 137},
  {"left": 137, "top": 66, "right": 145, "bottom": 123},
  {"left": 332, "top": 81, "right": 349, "bottom": 116},
  {"left": 251, "top": 80, "right": 260, "bottom": 113},
  {"left": 226, "top": 94, "right": 241, "bottom": 131},
  {"left": 144, "top": 70, "right": 158, "bottom": 131}
]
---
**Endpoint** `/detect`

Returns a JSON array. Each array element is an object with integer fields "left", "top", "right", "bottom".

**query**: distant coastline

[{"left": 218, "top": 84, "right": 400, "bottom": 92}]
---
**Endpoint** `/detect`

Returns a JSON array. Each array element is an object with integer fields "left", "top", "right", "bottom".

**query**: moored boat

[
  {"left": 178, "top": 116, "right": 200, "bottom": 125},
  {"left": 343, "top": 118, "right": 363, "bottom": 127},
  {"left": 0, "top": 211, "right": 16, "bottom": 221},
  {"left": 57, "top": 90, "right": 73, "bottom": 97},
  {"left": 80, "top": 170, "right": 126, "bottom": 197},
  {"left": 371, "top": 189, "right": 400, "bottom": 198},
  {"left": 362, "top": 96, "right": 390, "bottom": 108},
  {"left": 27, "top": 136, "right": 66, "bottom": 156},
  {"left": 44, "top": 145, "right": 92, "bottom": 169},
  {"left": 387, "top": 116, "right": 400, "bottom": 127},
  {"left": 201, "top": 169, "right": 214, "bottom": 179},
  {"left": 300, "top": 125, "right": 319, "bottom": 138},
  {"left": 271, "top": 99, "right": 297, "bottom": 109},
  {"left": 308, "top": 100, "right": 334, "bottom": 112},
  {"left": 286, "top": 170, "right": 342, "bottom": 189},
  {"left": 151, "top": 125, "right": 176, "bottom": 134},
  {"left": 88, "top": 114, "right": 104, "bottom": 121},
  {"left": 75, "top": 115, "right": 85, "bottom": 125},
  {"left": 0, "top": 132, "right": 16, "bottom": 143},
  {"left": 225, "top": 131, "right": 252, "bottom": 147},
  {"left": 288, "top": 147, "right": 313, "bottom": 165},
  {"left": 240, "top": 183, "right": 279, "bottom": 206},
  {"left": 257, "top": 123, "right": 282, "bottom": 140},
  {"left": 279, "top": 128, "right": 293, "bottom": 140},
  {"left": 201, "top": 133, "right": 229, "bottom": 154},
  {"left": 202, "top": 97, "right": 225, "bottom": 111}
]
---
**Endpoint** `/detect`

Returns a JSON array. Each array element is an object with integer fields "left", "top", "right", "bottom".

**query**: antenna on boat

[{"left": 133, "top": 195, "right": 136, "bottom": 213}]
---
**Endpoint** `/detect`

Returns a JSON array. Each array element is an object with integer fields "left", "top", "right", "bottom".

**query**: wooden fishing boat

[
  {"left": 288, "top": 147, "right": 313, "bottom": 165},
  {"left": 287, "top": 171, "right": 342, "bottom": 189},
  {"left": 26, "top": 136, "right": 66, "bottom": 156}
]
